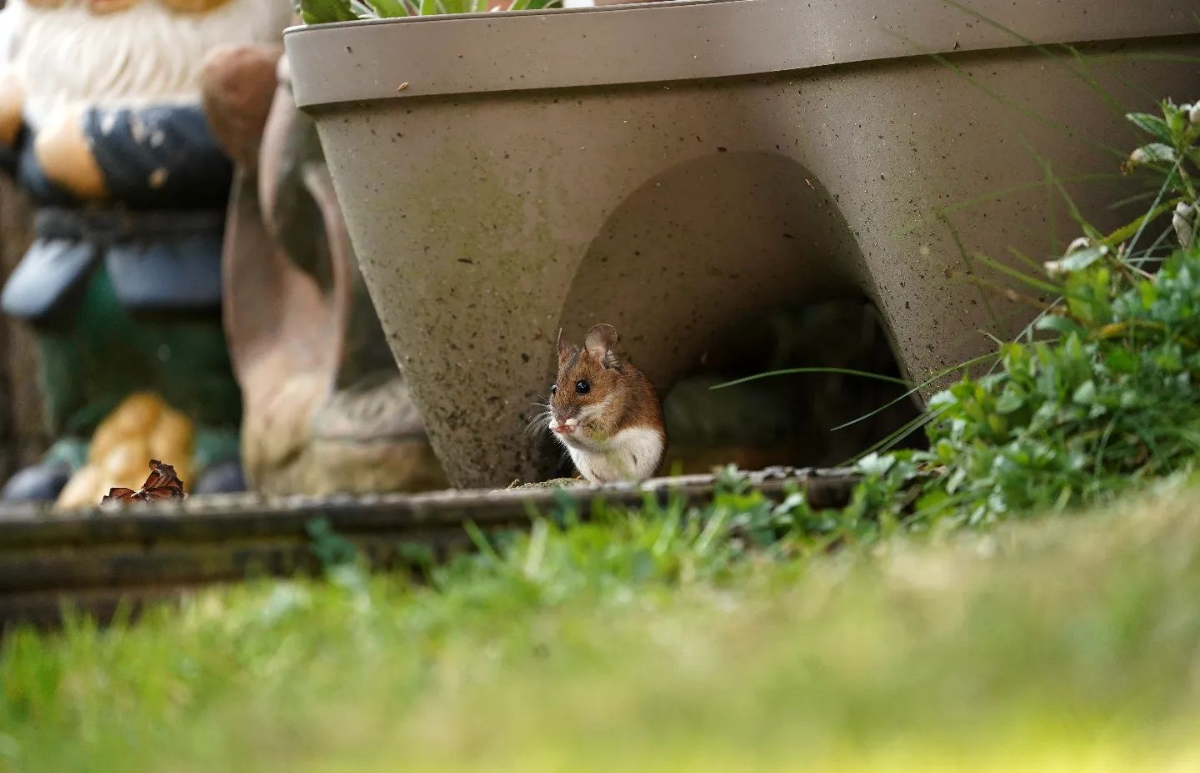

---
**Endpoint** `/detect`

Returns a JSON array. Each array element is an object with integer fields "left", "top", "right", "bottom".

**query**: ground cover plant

[
  {"left": 716, "top": 96, "right": 1200, "bottom": 542},
  {"left": 879, "top": 98, "right": 1200, "bottom": 519}
]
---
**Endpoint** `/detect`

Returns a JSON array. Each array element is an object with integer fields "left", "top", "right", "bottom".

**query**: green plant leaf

[
  {"left": 1126, "top": 112, "right": 1172, "bottom": 143},
  {"left": 1128, "top": 143, "right": 1180, "bottom": 168},
  {"left": 1104, "top": 347, "right": 1137, "bottom": 374},
  {"left": 994, "top": 387, "right": 1025, "bottom": 415},
  {"left": 369, "top": 0, "right": 412, "bottom": 16},
  {"left": 1044, "top": 245, "right": 1108, "bottom": 277},
  {"left": 1071, "top": 380, "right": 1096, "bottom": 405},
  {"left": 1164, "top": 100, "right": 1188, "bottom": 138},
  {"left": 298, "top": 0, "right": 359, "bottom": 23},
  {"left": 1035, "top": 314, "right": 1086, "bottom": 338}
]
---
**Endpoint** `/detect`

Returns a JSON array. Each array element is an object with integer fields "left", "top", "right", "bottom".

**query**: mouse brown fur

[{"left": 546, "top": 324, "right": 666, "bottom": 483}]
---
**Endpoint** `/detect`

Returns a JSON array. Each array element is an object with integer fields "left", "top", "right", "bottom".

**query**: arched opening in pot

[
  {"left": 659, "top": 299, "right": 926, "bottom": 476},
  {"left": 554, "top": 150, "right": 927, "bottom": 477}
]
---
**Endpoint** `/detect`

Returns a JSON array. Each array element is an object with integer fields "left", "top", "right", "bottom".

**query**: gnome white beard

[{"left": 4, "top": 0, "right": 291, "bottom": 131}]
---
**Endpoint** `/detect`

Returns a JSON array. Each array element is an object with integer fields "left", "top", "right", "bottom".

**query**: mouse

[{"left": 545, "top": 323, "right": 667, "bottom": 484}]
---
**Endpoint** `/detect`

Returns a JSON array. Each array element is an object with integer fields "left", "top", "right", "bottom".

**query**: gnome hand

[
  {"left": 200, "top": 42, "right": 282, "bottom": 170},
  {"left": 0, "top": 69, "right": 22, "bottom": 150},
  {"left": 34, "top": 103, "right": 109, "bottom": 200}
]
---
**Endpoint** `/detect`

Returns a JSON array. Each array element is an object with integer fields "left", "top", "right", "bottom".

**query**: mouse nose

[{"left": 549, "top": 411, "right": 579, "bottom": 435}]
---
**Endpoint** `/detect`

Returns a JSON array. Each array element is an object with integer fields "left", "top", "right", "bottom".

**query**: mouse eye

[
  {"left": 575, "top": 379, "right": 590, "bottom": 395},
  {"left": 550, "top": 384, "right": 558, "bottom": 395}
]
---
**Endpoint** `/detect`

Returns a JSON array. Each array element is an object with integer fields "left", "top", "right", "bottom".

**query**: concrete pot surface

[{"left": 285, "top": 0, "right": 1200, "bottom": 487}]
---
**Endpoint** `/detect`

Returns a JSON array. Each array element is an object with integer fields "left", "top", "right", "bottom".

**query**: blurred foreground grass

[{"left": 5, "top": 476, "right": 1200, "bottom": 772}]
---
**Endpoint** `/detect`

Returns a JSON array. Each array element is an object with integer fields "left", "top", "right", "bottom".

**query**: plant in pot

[{"left": 296, "top": 0, "right": 563, "bottom": 23}]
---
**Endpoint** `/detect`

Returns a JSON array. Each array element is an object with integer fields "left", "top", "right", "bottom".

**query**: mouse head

[{"left": 549, "top": 323, "right": 622, "bottom": 437}]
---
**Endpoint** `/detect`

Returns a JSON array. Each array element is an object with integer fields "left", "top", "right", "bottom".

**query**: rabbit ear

[{"left": 584, "top": 324, "right": 619, "bottom": 367}]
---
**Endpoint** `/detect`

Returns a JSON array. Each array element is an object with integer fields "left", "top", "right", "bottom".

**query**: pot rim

[{"left": 285, "top": 0, "right": 1199, "bottom": 109}]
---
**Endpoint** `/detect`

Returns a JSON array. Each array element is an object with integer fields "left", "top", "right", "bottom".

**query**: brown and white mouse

[{"left": 546, "top": 323, "right": 666, "bottom": 484}]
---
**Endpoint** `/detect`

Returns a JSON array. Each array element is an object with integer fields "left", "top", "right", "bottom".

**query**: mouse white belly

[{"left": 562, "top": 426, "right": 664, "bottom": 483}]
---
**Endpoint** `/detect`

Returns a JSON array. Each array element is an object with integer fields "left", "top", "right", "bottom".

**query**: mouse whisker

[{"left": 525, "top": 410, "right": 553, "bottom": 437}]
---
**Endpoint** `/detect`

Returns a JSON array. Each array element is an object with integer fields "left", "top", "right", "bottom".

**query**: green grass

[{"left": 5, "top": 478, "right": 1200, "bottom": 772}]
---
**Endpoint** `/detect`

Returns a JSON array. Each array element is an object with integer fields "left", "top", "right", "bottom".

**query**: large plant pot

[{"left": 285, "top": 0, "right": 1200, "bottom": 488}]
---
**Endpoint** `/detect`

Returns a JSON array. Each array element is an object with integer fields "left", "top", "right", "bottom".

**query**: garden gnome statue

[
  {"left": 0, "top": 0, "right": 291, "bottom": 505},
  {"left": 199, "top": 41, "right": 447, "bottom": 495}
]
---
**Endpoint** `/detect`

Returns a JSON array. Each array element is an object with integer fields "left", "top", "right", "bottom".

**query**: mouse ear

[
  {"left": 584, "top": 323, "right": 619, "bottom": 367},
  {"left": 556, "top": 328, "right": 576, "bottom": 366}
]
